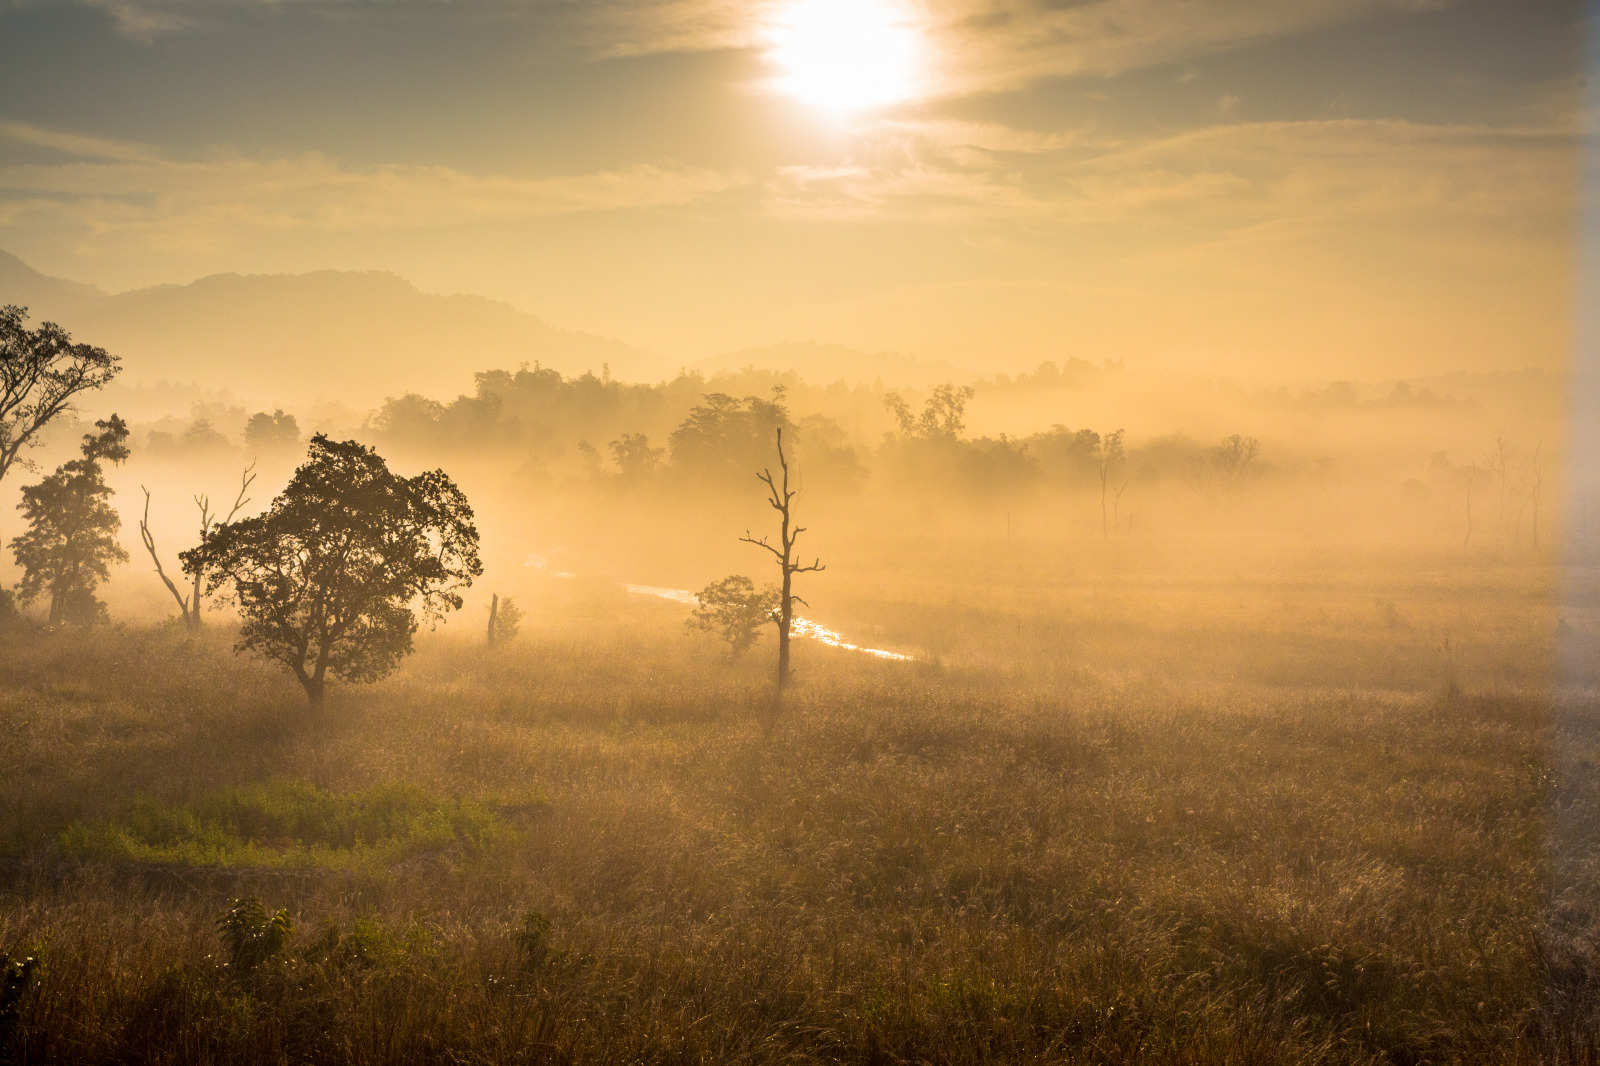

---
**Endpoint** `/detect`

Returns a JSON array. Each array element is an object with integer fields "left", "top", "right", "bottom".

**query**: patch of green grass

[{"left": 57, "top": 780, "right": 522, "bottom": 871}]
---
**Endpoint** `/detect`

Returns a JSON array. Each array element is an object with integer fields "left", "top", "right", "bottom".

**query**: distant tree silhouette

[
  {"left": 883, "top": 383, "right": 974, "bottom": 440},
  {"left": 671, "top": 389, "right": 791, "bottom": 483},
  {"left": 686, "top": 575, "right": 779, "bottom": 661},
  {"left": 609, "top": 433, "right": 664, "bottom": 483},
  {"left": 181, "top": 419, "right": 234, "bottom": 455},
  {"left": 741, "top": 428, "right": 824, "bottom": 700},
  {"left": 1189, "top": 434, "right": 1261, "bottom": 505},
  {"left": 10, "top": 416, "right": 130, "bottom": 625},
  {"left": 1094, "top": 429, "right": 1125, "bottom": 538},
  {"left": 182, "top": 436, "right": 481, "bottom": 711},
  {"left": 487, "top": 593, "right": 522, "bottom": 646},
  {"left": 139, "top": 464, "right": 256, "bottom": 632},
  {"left": 1026, "top": 425, "right": 1101, "bottom": 487},
  {"left": 0, "top": 307, "right": 120, "bottom": 498},
  {"left": 244, "top": 410, "right": 301, "bottom": 453}
]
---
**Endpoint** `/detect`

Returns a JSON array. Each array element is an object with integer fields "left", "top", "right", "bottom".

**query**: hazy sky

[{"left": 0, "top": 0, "right": 1583, "bottom": 375}]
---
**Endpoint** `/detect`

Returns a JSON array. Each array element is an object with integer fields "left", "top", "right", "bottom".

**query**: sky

[{"left": 0, "top": 0, "right": 1585, "bottom": 377}]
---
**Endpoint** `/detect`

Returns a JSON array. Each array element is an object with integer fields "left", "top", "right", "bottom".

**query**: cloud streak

[
  {"left": 0, "top": 123, "right": 742, "bottom": 247},
  {"left": 762, "top": 115, "right": 1573, "bottom": 243},
  {"left": 57, "top": 0, "right": 1460, "bottom": 98}
]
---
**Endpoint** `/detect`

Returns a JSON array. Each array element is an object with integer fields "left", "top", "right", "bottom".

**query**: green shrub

[
  {"left": 512, "top": 911, "right": 553, "bottom": 971},
  {"left": 0, "top": 950, "right": 42, "bottom": 1041},
  {"left": 218, "top": 898, "right": 292, "bottom": 974}
]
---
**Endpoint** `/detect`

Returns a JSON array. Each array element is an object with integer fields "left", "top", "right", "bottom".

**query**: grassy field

[{"left": 0, "top": 552, "right": 1596, "bottom": 1064}]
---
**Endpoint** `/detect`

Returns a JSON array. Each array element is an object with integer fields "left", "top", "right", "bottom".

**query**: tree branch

[{"left": 139, "top": 488, "right": 191, "bottom": 621}]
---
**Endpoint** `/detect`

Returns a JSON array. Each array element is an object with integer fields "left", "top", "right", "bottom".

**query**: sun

[{"left": 766, "top": 0, "right": 924, "bottom": 116}]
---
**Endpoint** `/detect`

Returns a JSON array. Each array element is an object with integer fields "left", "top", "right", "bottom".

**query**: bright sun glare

[{"left": 767, "top": 0, "right": 923, "bottom": 115}]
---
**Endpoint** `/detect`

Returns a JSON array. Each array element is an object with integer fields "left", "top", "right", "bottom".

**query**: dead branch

[{"left": 140, "top": 488, "right": 195, "bottom": 630}]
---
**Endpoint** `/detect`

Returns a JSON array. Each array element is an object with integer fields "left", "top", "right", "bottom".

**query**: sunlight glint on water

[
  {"left": 524, "top": 554, "right": 914, "bottom": 660},
  {"left": 626, "top": 583, "right": 915, "bottom": 661}
]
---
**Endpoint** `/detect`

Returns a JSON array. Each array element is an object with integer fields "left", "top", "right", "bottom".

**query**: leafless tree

[
  {"left": 139, "top": 465, "right": 255, "bottom": 631},
  {"left": 1095, "top": 429, "right": 1125, "bottom": 539},
  {"left": 140, "top": 489, "right": 197, "bottom": 631},
  {"left": 1188, "top": 434, "right": 1260, "bottom": 506},
  {"left": 741, "top": 428, "right": 824, "bottom": 700},
  {"left": 1485, "top": 432, "right": 1513, "bottom": 539},
  {"left": 1528, "top": 446, "right": 1545, "bottom": 551}
]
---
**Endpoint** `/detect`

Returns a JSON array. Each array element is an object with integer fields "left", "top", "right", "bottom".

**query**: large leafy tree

[
  {"left": 182, "top": 436, "right": 481, "bottom": 710},
  {"left": 0, "top": 307, "right": 121, "bottom": 486},
  {"left": 11, "top": 416, "right": 131, "bottom": 626}
]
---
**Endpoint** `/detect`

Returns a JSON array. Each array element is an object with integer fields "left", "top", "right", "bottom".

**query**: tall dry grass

[{"left": 0, "top": 556, "right": 1594, "bottom": 1064}]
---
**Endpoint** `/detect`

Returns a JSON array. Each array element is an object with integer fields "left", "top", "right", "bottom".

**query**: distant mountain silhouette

[
  {"left": 695, "top": 341, "right": 972, "bottom": 388},
  {"left": 0, "top": 250, "right": 106, "bottom": 309},
  {"left": 0, "top": 252, "right": 671, "bottom": 406}
]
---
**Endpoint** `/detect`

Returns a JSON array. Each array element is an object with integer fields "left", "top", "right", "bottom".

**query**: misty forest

[{"left": 0, "top": 0, "right": 1597, "bottom": 1062}]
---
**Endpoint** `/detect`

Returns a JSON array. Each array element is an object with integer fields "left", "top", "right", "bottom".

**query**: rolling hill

[{"left": 0, "top": 251, "right": 672, "bottom": 407}]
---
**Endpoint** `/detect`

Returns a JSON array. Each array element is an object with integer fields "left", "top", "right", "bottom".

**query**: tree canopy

[
  {"left": 11, "top": 416, "right": 131, "bottom": 625},
  {"left": 0, "top": 306, "right": 120, "bottom": 485},
  {"left": 686, "top": 575, "right": 779, "bottom": 661},
  {"left": 182, "top": 435, "right": 482, "bottom": 709}
]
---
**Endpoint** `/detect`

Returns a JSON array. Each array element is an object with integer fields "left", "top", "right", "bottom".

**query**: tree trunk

[
  {"left": 487, "top": 593, "right": 499, "bottom": 646},
  {"left": 776, "top": 568, "right": 793, "bottom": 698}
]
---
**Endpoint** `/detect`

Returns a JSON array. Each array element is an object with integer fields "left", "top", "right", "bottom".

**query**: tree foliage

[
  {"left": 183, "top": 436, "right": 482, "bottom": 709},
  {"left": 686, "top": 575, "right": 779, "bottom": 661},
  {"left": 670, "top": 389, "right": 792, "bottom": 482},
  {"left": 884, "top": 383, "right": 974, "bottom": 440},
  {"left": 487, "top": 593, "right": 522, "bottom": 646},
  {"left": 243, "top": 409, "right": 301, "bottom": 453},
  {"left": 609, "top": 432, "right": 665, "bottom": 483},
  {"left": 10, "top": 416, "right": 130, "bottom": 625},
  {"left": 0, "top": 306, "right": 121, "bottom": 485},
  {"left": 218, "top": 897, "right": 292, "bottom": 973}
]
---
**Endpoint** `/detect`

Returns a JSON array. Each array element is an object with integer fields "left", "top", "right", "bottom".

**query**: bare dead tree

[
  {"left": 1095, "top": 429, "right": 1125, "bottom": 540},
  {"left": 188, "top": 464, "right": 256, "bottom": 627},
  {"left": 1529, "top": 446, "right": 1545, "bottom": 551},
  {"left": 741, "top": 428, "right": 824, "bottom": 700},
  {"left": 139, "top": 488, "right": 196, "bottom": 631},
  {"left": 139, "top": 465, "right": 255, "bottom": 630}
]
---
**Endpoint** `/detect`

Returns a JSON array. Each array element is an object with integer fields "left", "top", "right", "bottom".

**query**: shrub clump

[{"left": 218, "top": 898, "right": 292, "bottom": 974}]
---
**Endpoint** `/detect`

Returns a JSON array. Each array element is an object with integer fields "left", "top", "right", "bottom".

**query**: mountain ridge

[{"left": 0, "top": 252, "right": 672, "bottom": 406}]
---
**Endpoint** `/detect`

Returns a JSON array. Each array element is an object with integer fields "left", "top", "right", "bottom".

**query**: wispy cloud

[
  {"left": 58, "top": 0, "right": 1459, "bottom": 99},
  {"left": 567, "top": 0, "right": 1464, "bottom": 96},
  {"left": 762, "top": 114, "right": 1573, "bottom": 242},
  {"left": 916, "top": 0, "right": 1460, "bottom": 95},
  {"left": 0, "top": 122, "right": 742, "bottom": 247}
]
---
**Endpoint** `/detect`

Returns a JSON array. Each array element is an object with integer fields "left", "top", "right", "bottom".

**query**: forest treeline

[
  {"left": 363, "top": 364, "right": 1259, "bottom": 501},
  {"left": 98, "top": 357, "right": 1558, "bottom": 549}
]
